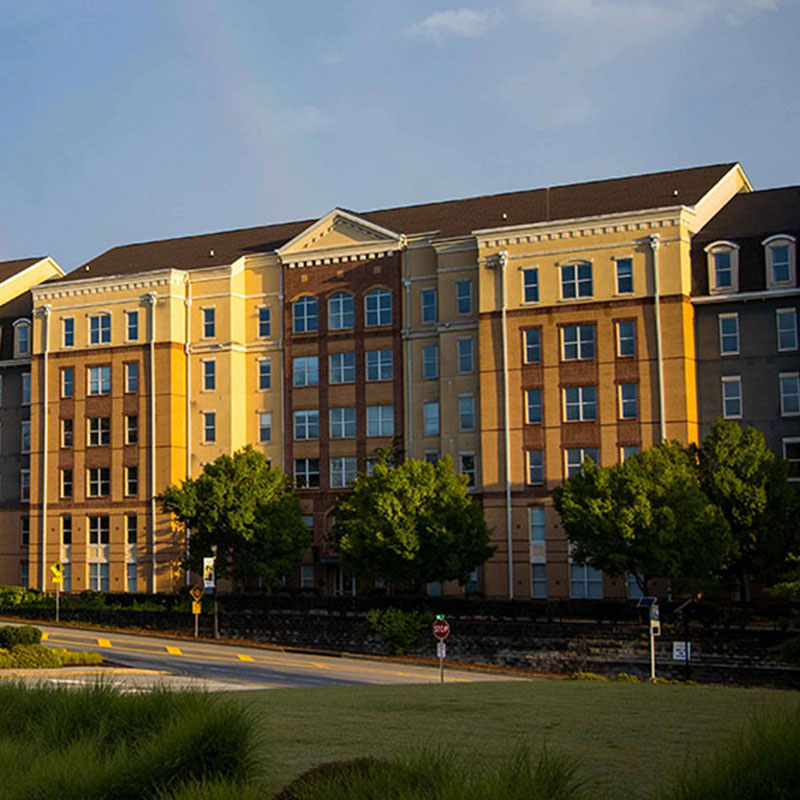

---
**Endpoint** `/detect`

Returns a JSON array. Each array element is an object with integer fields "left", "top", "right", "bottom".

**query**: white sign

[
  {"left": 672, "top": 641, "right": 691, "bottom": 662},
  {"left": 203, "top": 557, "right": 216, "bottom": 590},
  {"left": 437, "top": 642, "right": 447, "bottom": 659}
]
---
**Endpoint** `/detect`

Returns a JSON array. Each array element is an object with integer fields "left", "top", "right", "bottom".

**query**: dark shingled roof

[
  {"left": 72, "top": 163, "right": 738, "bottom": 280},
  {"left": 0, "top": 257, "right": 45, "bottom": 284}
]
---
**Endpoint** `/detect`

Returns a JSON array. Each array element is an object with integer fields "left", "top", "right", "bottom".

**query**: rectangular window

[
  {"left": 258, "top": 359, "right": 271, "bottom": 390},
  {"left": 329, "top": 352, "right": 355, "bottom": 384},
  {"left": 777, "top": 309, "right": 798, "bottom": 351},
  {"left": 61, "top": 418, "right": 73, "bottom": 448},
  {"left": 562, "top": 324, "right": 595, "bottom": 360},
  {"left": 564, "top": 386, "right": 597, "bottom": 421},
  {"left": 294, "top": 458, "right": 320, "bottom": 488},
  {"left": 20, "top": 517, "right": 29, "bottom": 547},
  {"left": 421, "top": 289, "right": 437, "bottom": 323},
  {"left": 456, "top": 280, "right": 473, "bottom": 315},
  {"left": 424, "top": 401, "right": 440, "bottom": 436},
  {"left": 203, "top": 308, "right": 215, "bottom": 338},
  {"left": 203, "top": 411, "right": 216, "bottom": 443},
  {"left": 722, "top": 376, "right": 743, "bottom": 419},
  {"left": 366, "top": 349, "right": 393, "bottom": 382},
  {"left": 301, "top": 565, "right": 315, "bottom": 589},
  {"left": 126, "top": 563, "right": 138, "bottom": 593},
  {"left": 202, "top": 359, "right": 216, "bottom": 391},
  {"left": 619, "top": 383, "right": 638, "bottom": 419},
  {"left": 531, "top": 564, "right": 547, "bottom": 599},
  {"left": 63, "top": 318, "right": 74, "bottom": 347},
  {"left": 330, "top": 407, "right": 356, "bottom": 439},
  {"left": 258, "top": 412, "right": 272, "bottom": 443},
  {"left": 21, "top": 373, "right": 30, "bottom": 405},
  {"left": 62, "top": 515, "right": 72, "bottom": 545},
  {"left": 530, "top": 506, "right": 547, "bottom": 598},
  {"left": 561, "top": 262, "right": 593, "bottom": 299},
  {"left": 714, "top": 251, "right": 733, "bottom": 289},
  {"left": 615, "top": 258, "right": 633, "bottom": 294},
  {"left": 523, "top": 329, "right": 541, "bottom": 364},
  {"left": 621, "top": 445, "right": 640, "bottom": 462},
  {"left": 87, "top": 467, "right": 110, "bottom": 497},
  {"left": 719, "top": 314, "right": 739, "bottom": 355},
  {"left": 20, "top": 469, "right": 30, "bottom": 502},
  {"left": 522, "top": 268, "right": 539, "bottom": 303},
  {"left": 89, "top": 515, "right": 110, "bottom": 545},
  {"left": 458, "top": 395, "right": 475, "bottom": 431},
  {"left": 89, "top": 314, "right": 111, "bottom": 344},
  {"left": 61, "top": 367, "right": 74, "bottom": 398},
  {"left": 617, "top": 321, "right": 636, "bottom": 357},
  {"left": 88, "top": 417, "right": 110, "bottom": 446},
  {"left": 89, "top": 563, "right": 110, "bottom": 592},
  {"left": 422, "top": 345, "right": 438, "bottom": 380},
  {"left": 88, "top": 365, "right": 111, "bottom": 396},
  {"left": 526, "top": 389, "right": 542, "bottom": 424},
  {"left": 783, "top": 438, "right": 800, "bottom": 482},
  {"left": 527, "top": 450, "right": 544, "bottom": 485},
  {"left": 258, "top": 307, "right": 271, "bottom": 338},
  {"left": 459, "top": 453, "right": 477, "bottom": 488},
  {"left": 125, "top": 362, "right": 139, "bottom": 393},
  {"left": 457, "top": 339, "right": 474, "bottom": 374},
  {"left": 530, "top": 506, "right": 546, "bottom": 543},
  {"left": 770, "top": 244, "right": 791, "bottom": 284},
  {"left": 566, "top": 448, "right": 599, "bottom": 478},
  {"left": 293, "top": 356, "right": 319, "bottom": 387},
  {"left": 20, "top": 421, "right": 30, "bottom": 453},
  {"left": 127, "top": 310, "right": 139, "bottom": 341},
  {"left": 570, "top": 563, "right": 603, "bottom": 599},
  {"left": 125, "top": 466, "right": 138, "bottom": 496},
  {"left": 19, "top": 561, "right": 29, "bottom": 588},
  {"left": 125, "top": 415, "right": 138, "bottom": 445},
  {"left": 294, "top": 409, "right": 319, "bottom": 440},
  {"left": 366, "top": 405, "right": 394, "bottom": 437},
  {"left": 424, "top": 451, "right": 439, "bottom": 465},
  {"left": 329, "top": 457, "right": 357, "bottom": 488},
  {"left": 780, "top": 373, "right": 800, "bottom": 416}
]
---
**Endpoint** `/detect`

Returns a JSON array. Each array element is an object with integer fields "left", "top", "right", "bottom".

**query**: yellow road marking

[
  {"left": 41, "top": 632, "right": 49, "bottom": 641},
  {"left": 237, "top": 654, "right": 254, "bottom": 662},
  {"left": 97, "top": 638, "right": 112, "bottom": 648},
  {"left": 165, "top": 646, "right": 182, "bottom": 655}
]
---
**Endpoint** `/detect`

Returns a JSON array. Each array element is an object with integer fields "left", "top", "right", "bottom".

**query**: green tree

[
  {"left": 553, "top": 443, "right": 731, "bottom": 594},
  {"left": 159, "top": 446, "right": 310, "bottom": 587},
  {"left": 332, "top": 453, "right": 494, "bottom": 590},
  {"left": 697, "top": 419, "right": 800, "bottom": 596}
]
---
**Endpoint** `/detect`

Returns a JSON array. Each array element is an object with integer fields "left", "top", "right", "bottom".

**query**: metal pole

[
  {"left": 213, "top": 595, "right": 219, "bottom": 639},
  {"left": 55, "top": 582, "right": 59, "bottom": 623},
  {"left": 684, "top": 613, "right": 691, "bottom": 681},
  {"left": 439, "top": 652, "right": 444, "bottom": 684},
  {"left": 649, "top": 623, "right": 656, "bottom": 682},
  {"left": 194, "top": 610, "right": 199, "bottom": 639}
]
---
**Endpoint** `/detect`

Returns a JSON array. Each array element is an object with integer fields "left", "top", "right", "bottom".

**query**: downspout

[
  {"left": 146, "top": 292, "right": 158, "bottom": 592},
  {"left": 650, "top": 235, "right": 667, "bottom": 442},
  {"left": 184, "top": 276, "right": 192, "bottom": 585},
  {"left": 38, "top": 304, "right": 51, "bottom": 590},
  {"left": 494, "top": 251, "right": 514, "bottom": 600},
  {"left": 279, "top": 266, "right": 286, "bottom": 472},
  {"left": 403, "top": 237, "right": 412, "bottom": 457}
]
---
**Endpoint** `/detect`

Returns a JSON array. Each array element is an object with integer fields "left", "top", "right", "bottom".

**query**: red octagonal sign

[{"left": 433, "top": 619, "right": 450, "bottom": 640}]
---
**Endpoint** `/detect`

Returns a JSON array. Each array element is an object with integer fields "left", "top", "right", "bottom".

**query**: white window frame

[
  {"left": 718, "top": 313, "right": 740, "bottom": 356},
  {"left": 570, "top": 562, "right": 604, "bottom": 599},
  {"left": 421, "top": 288, "right": 437, "bottom": 323},
  {"left": 60, "top": 418, "right": 73, "bottom": 448},
  {"left": 560, "top": 261, "right": 593, "bottom": 299},
  {"left": 561, "top": 324, "right": 595, "bottom": 361},
  {"left": 62, "top": 317, "right": 74, "bottom": 348},
  {"left": 13, "top": 319, "right": 31, "bottom": 358},
  {"left": 125, "top": 414, "right": 138, "bottom": 445},
  {"left": 328, "top": 293, "right": 354, "bottom": 330},
  {"left": 364, "top": 288, "right": 392, "bottom": 327},
  {"left": 615, "top": 257, "right": 634, "bottom": 295},
  {"left": 457, "top": 338, "right": 474, "bottom": 374},
  {"left": 87, "top": 467, "right": 110, "bottom": 497},
  {"left": 366, "top": 405, "right": 394, "bottom": 437},
  {"left": 527, "top": 450, "right": 544, "bottom": 485},
  {"left": 87, "top": 416, "right": 110, "bottom": 447},
  {"left": 87, "top": 312, "right": 111, "bottom": 345},
  {"left": 61, "top": 367, "right": 74, "bottom": 398},
  {"left": 202, "top": 307, "right": 216, "bottom": 339},
  {"left": 620, "top": 445, "right": 639, "bottom": 462},
  {"left": 329, "top": 456, "right": 357, "bottom": 489},
  {"left": 258, "top": 358, "right": 271, "bottom": 390},
  {"left": 126, "top": 310, "right": 139, "bottom": 342},
  {"left": 459, "top": 452, "right": 477, "bottom": 489},
  {"left": 456, "top": 280, "right": 473, "bottom": 315},
  {"left": 422, "top": 345, "right": 438, "bottom": 380},
  {"left": 423, "top": 400, "right": 440, "bottom": 436},
  {"left": 21, "top": 372, "right": 31, "bottom": 406},
  {"left": 293, "top": 296, "right": 318, "bottom": 334},
  {"left": 294, "top": 409, "right": 320, "bottom": 440},
  {"left": 523, "top": 329, "right": 541, "bottom": 364},
  {"left": 721, "top": 375, "right": 743, "bottom": 419},
  {"left": 705, "top": 241, "right": 739, "bottom": 294},
  {"left": 619, "top": 383, "right": 638, "bottom": 420},
  {"left": 617, "top": 320, "right": 636, "bottom": 357},
  {"left": 779, "top": 372, "right": 800, "bottom": 417},
  {"left": 20, "top": 420, "right": 30, "bottom": 454},
  {"left": 776, "top": 308, "right": 798, "bottom": 352},
  {"left": 258, "top": 411, "right": 272, "bottom": 443},
  {"left": 258, "top": 306, "right": 271, "bottom": 338},
  {"left": 202, "top": 358, "right": 216, "bottom": 391},
  {"left": 521, "top": 268, "right": 539, "bottom": 304},
  {"left": 88, "top": 365, "right": 110, "bottom": 396},
  {"left": 458, "top": 395, "right": 475, "bottom": 432},
  {"left": 20, "top": 468, "right": 30, "bottom": 502},
  {"left": 125, "top": 466, "right": 138, "bottom": 497},
  {"left": 763, "top": 234, "right": 796, "bottom": 289},
  {"left": 525, "top": 388, "right": 542, "bottom": 424},
  {"left": 783, "top": 437, "right": 800, "bottom": 482},
  {"left": 125, "top": 362, "right": 139, "bottom": 393},
  {"left": 563, "top": 385, "right": 597, "bottom": 422},
  {"left": 202, "top": 411, "right": 216, "bottom": 443},
  {"left": 294, "top": 458, "right": 320, "bottom": 488},
  {"left": 329, "top": 352, "right": 355, "bottom": 384},
  {"left": 365, "top": 349, "right": 393, "bottom": 382},
  {"left": 60, "top": 469, "right": 73, "bottom": 499},
  {"left": 565, "top": 448, "right": 599, "bottom": 478},
  {"left": 293, "top": 356, "right": 319, "bottom": 387},
  {"left": 329, "top": 407, "right": 356, "bottom": 439}
]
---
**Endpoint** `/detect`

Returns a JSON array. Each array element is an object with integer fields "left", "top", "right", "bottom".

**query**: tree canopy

[
  {"left": 332, "top": 453, "right": 494, "bottom": 589},
  {"left": 553, "top": 442, "right": 731, "bottom": 594},
  {"left": 159, "top": 446, "right": 309, "bottom": 587}
]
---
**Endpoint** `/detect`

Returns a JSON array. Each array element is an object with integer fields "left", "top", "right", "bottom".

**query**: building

[{"left": 15, "top": 161, "right": 797, "bottom": 599}]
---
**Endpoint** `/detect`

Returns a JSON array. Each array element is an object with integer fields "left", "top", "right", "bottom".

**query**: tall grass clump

[
  {"left": 273, "top": 747, "right": 586, "bottom": 800},
  {"left": 661, "top": 704, "right": 800, "bottom": 800},
  {"left": 0, "top": 682, "right": 261, "bottom": 800}
]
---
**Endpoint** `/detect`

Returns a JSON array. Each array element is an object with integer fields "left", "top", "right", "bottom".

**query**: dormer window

[
  {"left": 704, "top": 241, "right": 739, "bottom": 294},
  {"left": 13, "top": 320, "right": 31, "bottom": 358},
  {"left": 763, "top": 235, "right": 796, "bottom": 289}
]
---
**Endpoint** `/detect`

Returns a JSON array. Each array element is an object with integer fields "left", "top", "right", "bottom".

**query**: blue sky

[{"left": 1, "top": 0, "right": 797, "bottom": 269}]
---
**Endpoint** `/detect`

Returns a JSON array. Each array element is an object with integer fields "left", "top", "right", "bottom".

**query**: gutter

[
  {"left": 147, "top": 292, "right": 158, "bottom": 592},
  {"left": 650, "top": 235, "right": 666, "bottom": 442},
  {"left": 38, "top": 305, "right": 51, "bottom": 589}
]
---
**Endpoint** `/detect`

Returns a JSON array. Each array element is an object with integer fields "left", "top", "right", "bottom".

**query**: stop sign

[{"left": 433, "top": 618, "right": 450, "bottom": 639}]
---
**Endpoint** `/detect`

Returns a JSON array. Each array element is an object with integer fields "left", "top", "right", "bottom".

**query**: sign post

[
  {"left": 189, "top": 585, "right": 204, "bottom": 638},
  {"left": 637, "top": 597, "right": 660, "bottom": 682},
  {"left": 433, "top": 615, "right": 450, "bottom": 684},
  {"left": 50, "top": 562, "right": 63, "bottom": 623},
  {"left": 203, "top": 556, "right": 218, "bottom": 639}
]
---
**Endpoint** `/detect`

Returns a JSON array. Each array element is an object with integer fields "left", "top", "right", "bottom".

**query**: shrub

[
  {"left": 0, "top": 648, "right": 13, "bottom": 668},
  {"left": 769, "top": 635, "right": 800, "bottom": 665},
  {"left": 0, "top": 625, "right": 43, "bottom": 649},
  {"left": 55, "top": 649, "right": 104, "bottom": 667},
  {"left": 568, "top": 671, "right": 608, "bottom": 681},
  {"left": 363, "top": 607, "right": 433, "bottom": 655},
  {"left": 10, "top": 644, "right": 62, "bottom": 669}
]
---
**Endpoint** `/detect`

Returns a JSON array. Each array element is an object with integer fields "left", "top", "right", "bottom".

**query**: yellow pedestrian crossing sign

[{"left": 50, "top": 562, "right": 64, "bottom": 584}]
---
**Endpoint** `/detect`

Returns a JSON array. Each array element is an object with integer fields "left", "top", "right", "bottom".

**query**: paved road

[{"left": 7, "top": 622, "right": 521, "bottom": 691}]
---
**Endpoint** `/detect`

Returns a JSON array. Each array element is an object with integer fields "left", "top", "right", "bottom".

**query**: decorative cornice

[{"left": 32, "top": 268, "right": 188, "bottom": 301}]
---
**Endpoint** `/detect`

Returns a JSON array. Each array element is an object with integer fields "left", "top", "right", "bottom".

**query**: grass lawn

[{"left": 234, "top": 679, "right": 799, "bottom": 798}]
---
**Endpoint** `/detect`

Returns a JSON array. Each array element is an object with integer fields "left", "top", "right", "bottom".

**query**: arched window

[
  {"left": 704, "top": 241, "right": 739, "bottom": 294},
  {"left": 328, "top": 293, "right": 354, "bottom": 330},
  {"left": 365, "top": 289, "right": 392, "bottom": 327},
  {"left": 763, "top": 235, "right": 796, "bottom": 289},
  {"left": 13, "top": 320, "right": 31, "bottom": 358},
  {"left": 293, "top": 296, "right": 318, "bottom": 334}
]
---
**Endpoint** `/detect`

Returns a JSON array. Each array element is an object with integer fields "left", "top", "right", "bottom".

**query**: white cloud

[{"left": 409, "top": 8, "right": 504, "bottom": 43}]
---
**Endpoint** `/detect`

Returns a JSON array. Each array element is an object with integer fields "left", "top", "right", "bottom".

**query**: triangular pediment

[{"left": 278, "top": 209, "right": 403, "bottom": 263}]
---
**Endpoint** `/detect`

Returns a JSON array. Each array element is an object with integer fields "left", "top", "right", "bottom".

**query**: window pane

[{"left": 524, "top": 329, "right": 541, "bottom": 364}]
